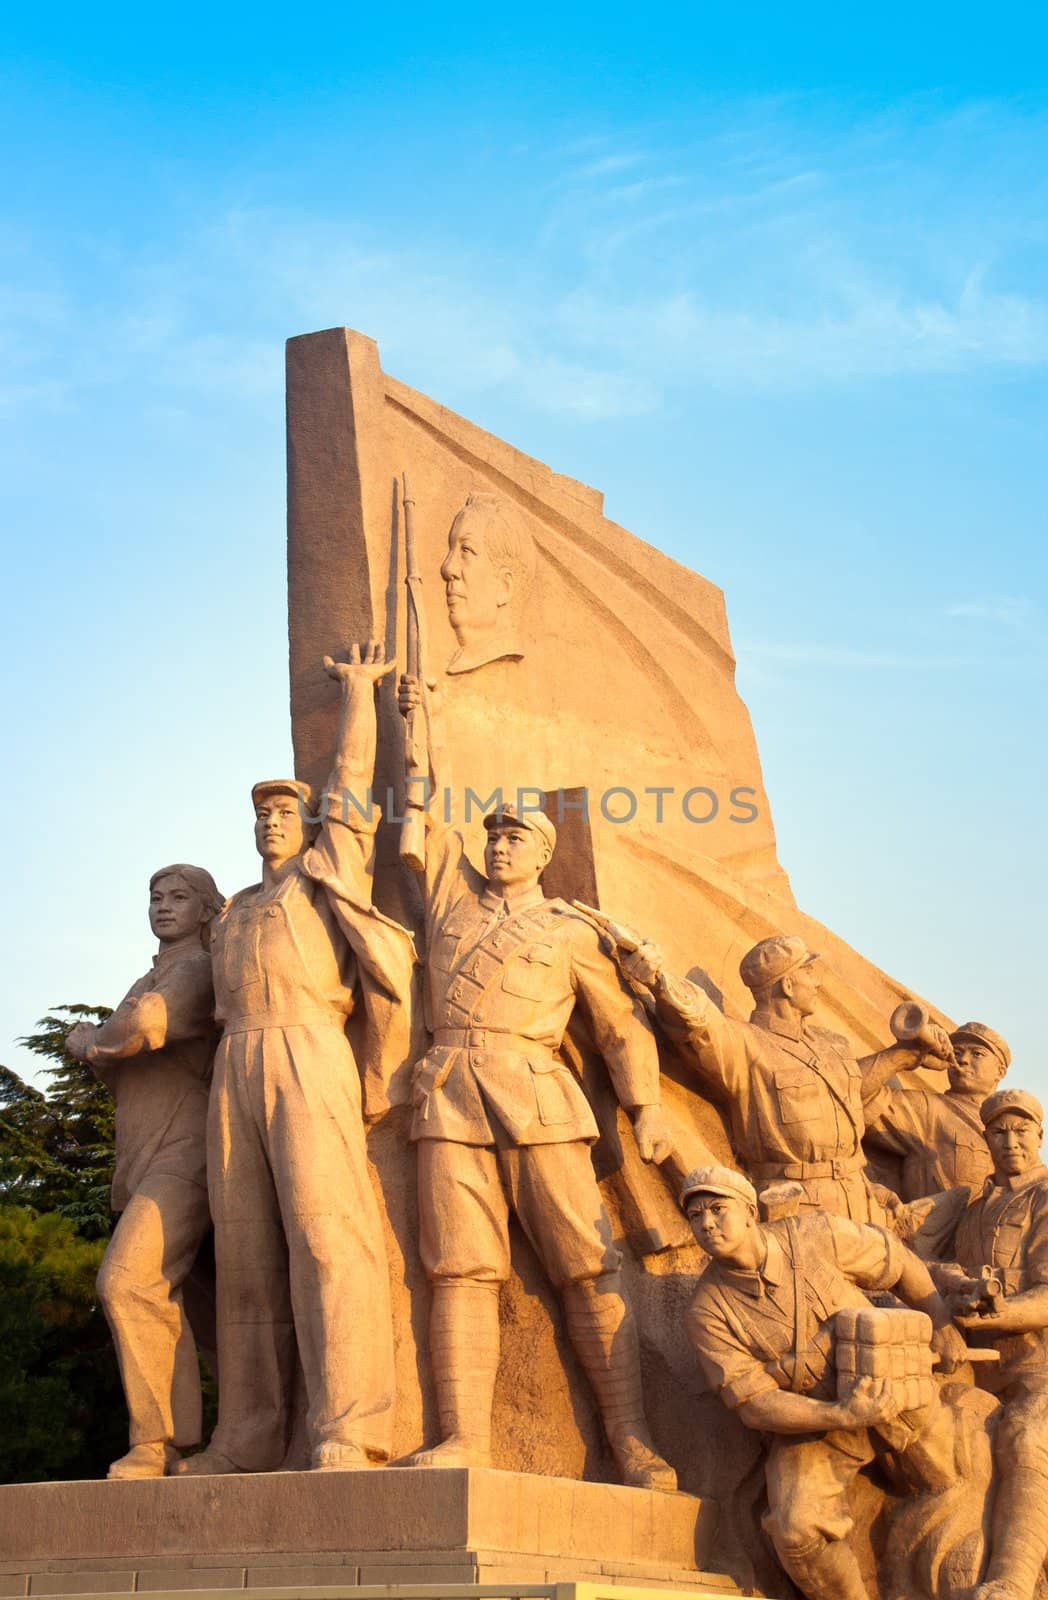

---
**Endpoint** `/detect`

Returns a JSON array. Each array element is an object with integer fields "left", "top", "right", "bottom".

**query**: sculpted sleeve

[
  {"left": 654, "top": 979, "right": 750, "bottom": 1101},
  {"left": 685, "top": 1288, "right": 779, "bottom": 1409},
  {"left": 569, "top": 919, "right": 661, "bottom": 1109},
  {"left": 822, "top": 1212, "right": 906, "bottom": 1292},
  {"left": 303, "top": 800, "right": 419, "bottom": 1121},
  {"left": 89, "top": 953, "right": 214, "bottom": 1063},
  {"left": 1022, "top": 1186, "right": 1048, "bottom": 1287},
  {"left": 864, "top": 1085, "right": 933, "bottom": 1156}
]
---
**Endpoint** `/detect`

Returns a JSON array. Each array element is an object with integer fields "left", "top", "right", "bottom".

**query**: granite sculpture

[{"left": 66, "top": 864, "right": 223, "bottom": 1479}]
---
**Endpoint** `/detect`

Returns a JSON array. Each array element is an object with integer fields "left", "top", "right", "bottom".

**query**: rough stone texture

[
  {"left": 278, "top": 328, "right": 959, "bottom": 1599},
  {"left": 0, "top": 1470, "right": 728, "bottom": 1594}
]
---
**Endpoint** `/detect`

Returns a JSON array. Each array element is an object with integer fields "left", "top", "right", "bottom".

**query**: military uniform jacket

[
  {"left": 864, "top": 1085, "right": 992, "bottom": 1200},
  {"left": 656, "top": 980, "right": 873, "bottom": 1217},
  {"left": 88, "top": 940, "right": 216, "bottom": 1211},
  {"left": 211, "top": 791, "right": 417, "bottom": 1121},
  {"left": 951, "top": 1163, "right": 1048, "bottom": 1383},
  {"left": 412, "top": 825, "right": 660, "bottom": 1146},
  {"left": 686, "top": 1212, "right": 905, "bottom": 1410}
]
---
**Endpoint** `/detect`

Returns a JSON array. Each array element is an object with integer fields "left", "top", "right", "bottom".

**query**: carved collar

[
  {"left": 752, "top": 1009, "right": 809, "bottom": 1044},
  {"left": 478, "top": 884, "right": 546, "bottom": 917},
  {"left": 716, "top": 1232, "right": 783, "bottom": 1299},
  {"left": 152, "top": 935, "right": 204, "bottom": 967},
  {"left": 985, "top": 1162, "right": 1048, "bottom": 1195}
]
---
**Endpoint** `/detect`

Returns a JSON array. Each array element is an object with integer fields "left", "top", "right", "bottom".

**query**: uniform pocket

[
  {"left": 774, "top": 1068, "right": 823, "bottom": 1124},
  {"left": 501, "top": 943, "right": 557, "bottom": 1000},
  {"left": 530, "top": 1057, "right": 578, "bottom": 1125}
]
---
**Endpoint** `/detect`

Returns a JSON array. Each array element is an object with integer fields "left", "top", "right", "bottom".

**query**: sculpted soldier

[
  {"left": 863, "top": 1021, "right": 1011, "bottom": 1200},
  {"left": 591, "top": 925, "right": 951, "bottom": 1223},
  {"left": 682, "top": 1165, "right": 967, "bottom": 1600},
  {"left": 177, "top": 644, "right": 416, "bottom": 1477},
  {"left": 441, "top": 491, "right": 535, "bottom": 674},
  {"left": 933, "top": 1089, "right": 1048, "bottom": 1600},
  {"left": 66, "top": 863, "right": 223, "bottom": 1480},
  {"left": 397, "top": 674, "right": 676, "bottom": 1489}
]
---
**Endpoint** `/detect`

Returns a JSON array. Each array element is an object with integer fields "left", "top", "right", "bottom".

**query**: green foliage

[
  {"left": 0, "top": 1205, "right": 125, "bottom": 1483},
  {"left": 0, "top": 1007, "right": 126, "bottom": 1482},
  {"left": 0, "top": 1006, "right": 115, "bottom": 1238}
]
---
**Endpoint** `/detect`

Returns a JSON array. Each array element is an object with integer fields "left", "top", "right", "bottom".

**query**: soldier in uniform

[
  {"left": 176, "top": 644, "right": 416, "bottom": 1477},
  {"left": 682, "top": 1165, "right": 967, "bottom": 1600},
  {"left": 593, "top": 928, "right": 952, "bottom": 1223},
  {"left": 863, "top": 1021, "right": 1011, "bottom": 1201},
  {"left": 66, "top": 863, "right": 223, "bottom": 1480},
  {"left": 397, "top": 674, "right": 677, "bottom": 1488},
  {"left": 934, "top": 1089, "right": 1048, "bottom": 1600}
]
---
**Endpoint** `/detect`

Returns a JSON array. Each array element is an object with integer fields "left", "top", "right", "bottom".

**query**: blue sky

[{"left": 2, "top": 4, "right": 1046, "bottom": 1093}]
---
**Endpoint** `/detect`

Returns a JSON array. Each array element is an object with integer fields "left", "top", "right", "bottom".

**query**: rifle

[{"left": 400, "top": 473, "right": 429, "bottom": 870}]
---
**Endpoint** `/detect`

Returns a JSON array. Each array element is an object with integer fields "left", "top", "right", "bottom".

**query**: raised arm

[
  {"left": 572, "top": 905, "right": 746, "bottom": 1101},
  {"left": 322, "top": 641, "right": 394, "bottom": 803}
]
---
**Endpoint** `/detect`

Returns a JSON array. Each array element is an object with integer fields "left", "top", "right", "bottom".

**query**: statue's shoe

[
  {"left": 171, "top": 1448, "right": 241, "bottom": 1477},
  {"left": 311, "top": 1441, "right": 374, "bottom": 1471},
  {"left": 612, "top": 1434, "right": 678, "bottom": 1493},
  {"left": 968, "top": 1586, "right": 1025, "bottom": 1600},
  {"left": 408, "top": 1435, "right": 492, "bottom": 1469},
  {"left": 106, "top": 1442, "right": 178, "bottom": 1480}
]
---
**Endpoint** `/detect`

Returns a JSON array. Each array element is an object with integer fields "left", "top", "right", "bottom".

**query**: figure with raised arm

[
  {"left": 582, "top": 917, "right": 953, "bottom": 1224},
  {"left": 395, "top": 672, "right": 677, "bottom": 1490},
  {"left": 175, "top": 643, "right": 415, "bottom": 1476}
]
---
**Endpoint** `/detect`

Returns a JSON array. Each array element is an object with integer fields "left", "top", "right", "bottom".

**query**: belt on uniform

[
  {"left": 430, "top": 1028, "right": 554, "bottom": 1059},
  {"left": 752, "top": 1153, "right": 865, "bottom": 1181},
  {"left": 220, "top": 1008, "right": 349, "bottom": 1035}
]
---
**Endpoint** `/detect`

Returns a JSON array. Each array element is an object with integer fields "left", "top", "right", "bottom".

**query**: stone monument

[{"left": 0, "top": 326, "right": 1037, "bottom": 1600}]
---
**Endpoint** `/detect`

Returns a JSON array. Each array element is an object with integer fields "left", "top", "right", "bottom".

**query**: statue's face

[
  {"left": 686, "top": 1194, "right": 755, "bottom": 1261},
  {"left": 254, "top": 793, "right": 307, "bottom": 867},
  {"left": 986, "top": 1113, "right": 1042, "bottom": 1179},
  {"left": 484, "top": 823, "right": 549, "bottom": 893},
  {"left": 949, "top": 1040, "right": 1005, "bottom": 1097},
  {"left": 782, "top": 960, "right": 821, "bottom": 1018},
  {"left": 149, "top": 874, "right": 205, "bottom": 944},
  {"left": 440, "top": 510, "right": 511, "bottom": 641}
]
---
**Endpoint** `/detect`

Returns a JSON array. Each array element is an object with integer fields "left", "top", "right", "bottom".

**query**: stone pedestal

[{"left": 0, "top": 1469, "right": 746, "bottom": 1598}]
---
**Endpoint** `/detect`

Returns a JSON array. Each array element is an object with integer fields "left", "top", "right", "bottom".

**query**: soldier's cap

[
  {"left": 680, "top": 1165, "right": 759, "bottom": 1212},
  {"left": 950, "top": 1021, "right": 1011, "bottom": 1070},
  {"left": 251, "top": 778, "right": 317, "bottom": 818},
  {"left": 739, "top": 934, "right": 820, "bottom": 994},
  {"left": 483, "top": 802, "right": 557, "bottom": 855},
  {"left": 981, "top": 1089, "right": 1043, "bottom": 1129}
]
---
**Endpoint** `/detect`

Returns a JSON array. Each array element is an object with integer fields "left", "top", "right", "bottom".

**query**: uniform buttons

[
  {"left": 474, "top": 1011, "right": 486, "bottom": 1024},
  {"left": 451, "top": 983, "right": 463, "bottom": 1000},
  {"left": 266, "top": 907, "right": 279, "bottom": 918}
]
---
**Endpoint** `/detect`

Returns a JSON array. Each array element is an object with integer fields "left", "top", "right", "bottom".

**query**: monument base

[{"left": 0, "top": 1468, "right": 750, "bottom": 1598}]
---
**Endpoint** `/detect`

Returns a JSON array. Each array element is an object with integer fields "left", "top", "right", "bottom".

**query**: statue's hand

[
  {"left": 930, "top": 1321, "right": 968, "bottom": 1374},
  {"left": 920, "top": 1022, "right": 956, "bottom": 1066},
  {"left": 65, "top": 1021, "right": 96, "bottom": 1062},
  {"left": 323, "top": 640, "right": 394, "bottom": 688},
  {"left": 837, "top": 1375, "right": 900, "bottom": 1428},
  {"left": 632, "top": 1104, "right": 674, "bottom": 1165}
]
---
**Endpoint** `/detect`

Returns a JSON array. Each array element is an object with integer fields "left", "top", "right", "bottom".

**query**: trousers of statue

[
  {"left": 206, "top": 1023, "right": 394, "bottom": 1470},
  {"left": 97, "top": 1166, "right": 211, "bottom": 1448}
]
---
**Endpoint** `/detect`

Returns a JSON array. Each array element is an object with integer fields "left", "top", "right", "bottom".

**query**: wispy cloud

[
  {"left": 3, "top": 97, "right": 1048, "bottom": 419},
  {"left": 946, "top": 597, "right": 1035, "bottom": 627}
]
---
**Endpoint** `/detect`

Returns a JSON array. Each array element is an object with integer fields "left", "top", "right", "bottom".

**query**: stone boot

[
  {"left": 106, "top": 1442, "right": 180, "bottom": 1480},
  {"left": 171, "top": 1446, "right": 241, "bottom": 1476},
  {"left": 411, "top": 1279, "right": 500, "bottom": 1468},
  {"left": 561, "top": 1272, "right": 677, "bottom": 1493}
]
